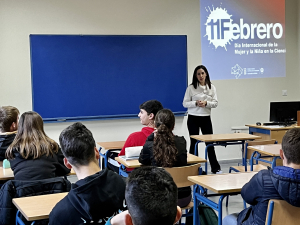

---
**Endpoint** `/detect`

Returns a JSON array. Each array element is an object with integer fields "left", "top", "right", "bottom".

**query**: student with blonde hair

[
  {"left": 6, "top": 111, "right": 70, "bottom": 180},
  {"left": 0, "top": 106, "right": 19, "bottom": 161}
]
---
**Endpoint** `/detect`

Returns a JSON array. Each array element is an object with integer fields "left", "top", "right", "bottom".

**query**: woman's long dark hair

[
  {"left": 191, "top": 65, "right": 212, "bottom": 89},
  {"left": 153, "top": 109, "right": 177, "bottom": 167}
]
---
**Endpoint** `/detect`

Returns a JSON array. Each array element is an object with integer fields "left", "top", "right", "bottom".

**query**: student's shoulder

[
  {"left": 248, "top": 169, "right": 271, "bottom": 186},
  {"left": 125, "top": 131, "right": 146, "bottom": 145},
  {"left": 174, "top": 135, "right": 187, "bottom": 144},
  {"left": 49, "top": 194, "right": 72, "bottom": 222}
]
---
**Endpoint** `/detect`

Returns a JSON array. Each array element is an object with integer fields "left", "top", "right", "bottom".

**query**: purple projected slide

[{"left": 200, "top": 0, "right": 286, "bottom": 80}]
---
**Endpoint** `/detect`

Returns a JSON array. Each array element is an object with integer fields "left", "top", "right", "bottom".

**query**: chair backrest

[
  {"left": 163, "top": 163, "right": 201, "bottom": 188},
  {"left": 0, "top": 177, "right": 71, "bottom": 225},
  {"left": 265, "top": 199, "right": 300, "bottom": 225},
  {"left": 245, "top": 139, "right": 277, "bottom": 159}
]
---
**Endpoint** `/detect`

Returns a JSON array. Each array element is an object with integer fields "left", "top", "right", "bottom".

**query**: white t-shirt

[{"left": 182, "top": 84, "right": 218, "bottom": 116}]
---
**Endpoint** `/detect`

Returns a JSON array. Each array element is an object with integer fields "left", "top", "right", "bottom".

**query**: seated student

[
  {"left": 119, "top": 99, "right": 163, "bottom": 156},
  {"left": 105, "top": 166, "right": 182, "bottom": 225},
  {"left": 223, "top": 127, "right": 300, "bottom": 225},
  {"left": 106, "top": 100, "right": 163, "bottom": 172},
  {"left": 49, "top": 122, "right": 126, "bottom": 225},
  {"left": 138, "top": 108, "right": 191, "bottom": 208},
  {"left": 6, "top": 111, "right": 70, "bottom": 180},
  {"left": 0, "top": 106, "right": 19, "bottom": 161}
]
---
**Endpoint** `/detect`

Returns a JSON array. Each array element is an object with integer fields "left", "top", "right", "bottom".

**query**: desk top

[
  {"left": 0, "top": 167, "right": 14, "bottom": 181},
  {"left": 96, "top": 141, "right": 125, "bottom": 150},
  {"left": 247, "top": 144, "right": 281, "bottom": 156},
  {"left": 190, "top": 133, "right": 261, "bottom": 142},
  {"left": 115, "top": 153, "right": 207, "bottom": 168},
  {"left": 13, "top": 192, "right": 68, "bottom": 221},
  {"left": 246, "top": 124, "right": 297, "bottom": 131},
  {"left": 188, "top": 172, "right": 257, "bottom": 194},
  {"left": 0, "top": 168, "right": 76, "bottom": 181}
]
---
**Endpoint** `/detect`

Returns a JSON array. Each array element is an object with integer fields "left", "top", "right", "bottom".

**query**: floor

[
  {"left": 208, "top": 162, "right": 245, "bottom": 218},
  {"left": 67, "top": 161, "right": 246, "bottom": 220}
]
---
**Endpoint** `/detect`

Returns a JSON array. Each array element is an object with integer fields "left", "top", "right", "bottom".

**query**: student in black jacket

[
  {"left": 6, "top": 111, "right": 70, "bottom": 180},
  {"left": 138, "top": 109, "right": 190, "bottom": 208},
  {"left": 49, "top": 122, "right": 126, "bottom": 225},
  {"left": 0, "top": 106, "right": 19, "bottom": 161},
  {"left": 223, "top": 128, "right": 300, "bottom": 225}
]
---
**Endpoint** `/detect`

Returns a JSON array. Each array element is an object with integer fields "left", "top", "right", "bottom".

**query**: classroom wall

[{"left": 0, "top": 0, "right": 298, "bottom": 161}]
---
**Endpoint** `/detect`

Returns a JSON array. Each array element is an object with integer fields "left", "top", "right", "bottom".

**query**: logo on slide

[
  {"left": 204, "top": 6, "right": 283, "bottom": 50},
  {"left": 231, "top": 64, "right": 243, "bottom": 79}
]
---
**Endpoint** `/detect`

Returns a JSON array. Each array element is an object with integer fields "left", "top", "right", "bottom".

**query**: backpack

[{"left": 185, "top": 203, "right": 218, "bottom": 225}]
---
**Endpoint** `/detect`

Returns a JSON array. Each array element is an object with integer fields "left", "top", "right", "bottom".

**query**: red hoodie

[{"left": 118, "top": 127, "right": 154, "bottom": 156}]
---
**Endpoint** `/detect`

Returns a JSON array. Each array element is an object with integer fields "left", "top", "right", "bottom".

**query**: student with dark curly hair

[{"left": 138, "top": 109, "right": 191, "bottom": 207}]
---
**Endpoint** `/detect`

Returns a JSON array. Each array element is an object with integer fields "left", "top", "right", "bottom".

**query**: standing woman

[
  {"left": 6, "top": 111, "right": 71, "bottom": 180},
  {"left": 182, "top": 65, "right": 221, "bottom": 174}
]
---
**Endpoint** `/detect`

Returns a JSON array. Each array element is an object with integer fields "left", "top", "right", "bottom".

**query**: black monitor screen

[{"left": 270, "top": 101, "right": 300, "bottom": 123}]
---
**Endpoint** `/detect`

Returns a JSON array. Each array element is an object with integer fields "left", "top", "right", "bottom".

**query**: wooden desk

[
  {"left": 13, "top": 192, "right": 68, "bottom": 221},
  {"left": 247, "top": 144, "right": 282, "bottom": 169},
  {"left": 96, "top": 141, "right": 125, "bottom": 150},
  {"left": 0, "top": 167, "right": 14, "bottom": 181},
  {"left": 188, "top": 172, "right": 257, "bottom": 194},
  {"left": 248, "top": 144, "right": 281, "bottom": 157},
  {"left": 189, "top": 172, "right": 257, "bottom": 225},
  {"left": 191, "top": 133, "right": 261, "bottom": 172},
  {"left": 191, "top": 133, "right": 261, "bottom": 143},
  {"left": 0, "top": 168, "right": 76, "bottom": 181},
  {"left": 246, "top": 124, "right": 296, "bottom": 143},
  {"left": 97, "top": 141, "right": 125, "bottom": 168},
  {"left": 115, "top": 153, "right": 207, "bottom": 169}
]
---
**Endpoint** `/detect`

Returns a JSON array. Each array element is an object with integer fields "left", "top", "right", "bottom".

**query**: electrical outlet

[{"left": 282, "top": 90, "right": 287, "bottom": 96}]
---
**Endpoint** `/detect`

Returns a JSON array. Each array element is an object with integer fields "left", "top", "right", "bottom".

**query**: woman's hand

[{"left": 198, "top": 100, "right": 207, "bottom": 107}]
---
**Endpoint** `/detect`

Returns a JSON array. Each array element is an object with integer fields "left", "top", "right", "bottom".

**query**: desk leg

[
  {"left": 193, "top": 186, "right": 226, "bottom": 225},
  {"left": 119, "top": 165, "right": 129, "bottom": 177},
  {"left": 194, "top": 141, "right": 201, "bottom": 156},
  {"left": 98, "top": 147, "right": 103, "bottom": 168},
  {"left": 218, "top": 195, "right": 226, "bottom": 225},
  {"left": 193, "top": 185, "right": 199, "bottom": 225},
  {"left": 271, "top": 156, "right": 280, "bottom": 168},
  {"left": 204, "top": 144, "right": 214, "bottom": 174},
  {"left": 241, "top": 141, "right": 245, "bottom": 166},
  {"left": 250, "top": 151, "right": 257, "bottom": 171}
]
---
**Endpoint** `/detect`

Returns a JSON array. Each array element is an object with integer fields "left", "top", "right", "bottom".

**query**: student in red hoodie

[
  {"left": 105, "top": 100, "right": 163, "bottom": 173},
  {"left": 118, "top": 100, "right": 163, "bottom": 157}
]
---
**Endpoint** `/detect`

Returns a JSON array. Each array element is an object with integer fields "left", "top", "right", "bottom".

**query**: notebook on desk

[{"left": 119, "top": 146, "right": 143, "bottom": 160}]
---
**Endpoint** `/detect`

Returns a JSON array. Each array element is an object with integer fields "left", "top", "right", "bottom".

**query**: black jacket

[
  {"left": 139, "top": 133, "right": 187, "bottom": 167},
  {"left": 237, "top": 166, "right": 300, "bottom": 225},
  {"left": 139, "top": 133, "right": 190, "bottom": 199},
  {"left": 0, "top": 177, "right": 71, "bottom": 225},
  {"left": 0, "top": 133, "right": 16, "bottom": 161},
  {"left": 49, "top": 168, "right": 126, "bottom": 225},
  {"left": 9, "top": 147, "right": 70, "bottom": 180}
]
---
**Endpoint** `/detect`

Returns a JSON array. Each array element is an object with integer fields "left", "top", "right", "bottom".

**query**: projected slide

[{"left": 200, "top": 0, "right": 286, "bottom": 80}]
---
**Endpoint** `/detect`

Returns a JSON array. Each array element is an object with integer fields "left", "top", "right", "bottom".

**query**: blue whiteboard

[{"left": 30, "top": 35, "right": 187, "bottom": 122}]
